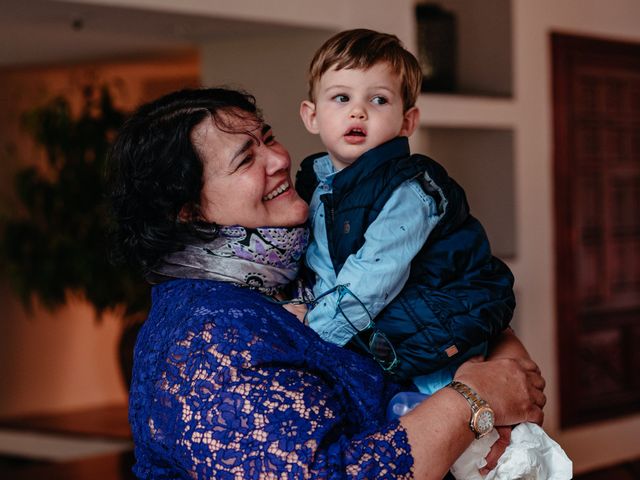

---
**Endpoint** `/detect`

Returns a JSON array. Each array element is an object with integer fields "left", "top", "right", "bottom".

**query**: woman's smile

[{"left": 263, "top": 181, "right": 291, "bottom": 201}]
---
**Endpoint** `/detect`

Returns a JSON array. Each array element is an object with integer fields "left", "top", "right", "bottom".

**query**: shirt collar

[{"left": 313, "top": 154, "right": 338, "bottom": 186}]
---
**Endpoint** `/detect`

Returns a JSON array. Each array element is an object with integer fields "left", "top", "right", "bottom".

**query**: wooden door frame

[{"left": 552, "top": 32, "right": 640, "bottom": 427}]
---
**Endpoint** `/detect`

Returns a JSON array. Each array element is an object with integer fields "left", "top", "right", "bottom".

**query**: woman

[{"left": 108, "top": 88, "right": 545, "bottom": 479}]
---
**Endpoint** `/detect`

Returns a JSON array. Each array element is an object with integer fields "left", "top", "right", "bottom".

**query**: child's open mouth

[{"left": 344, "top": 127, "right": 367, "bottom": 144}]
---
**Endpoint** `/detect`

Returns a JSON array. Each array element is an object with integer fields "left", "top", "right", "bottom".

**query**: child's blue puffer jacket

[{"left": 296, "top": 137, "right": 515, "bottom": 382}]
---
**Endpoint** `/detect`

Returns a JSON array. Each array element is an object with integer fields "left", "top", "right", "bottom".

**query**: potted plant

[{"left": 0, "top": 85, "right": 149, "bottom": 387}]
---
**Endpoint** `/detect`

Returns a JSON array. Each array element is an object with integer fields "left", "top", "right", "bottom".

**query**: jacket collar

[{"left": 332, "top": 136, "right": 410, "bottom": 192}]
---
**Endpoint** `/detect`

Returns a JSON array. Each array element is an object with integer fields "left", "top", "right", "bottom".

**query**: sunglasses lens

[
  {"left": 335, "top": 285, "right": 397, "bottom": 371},
  {"left": 369, "top": 332, "right": 396, "bottom": 367}
]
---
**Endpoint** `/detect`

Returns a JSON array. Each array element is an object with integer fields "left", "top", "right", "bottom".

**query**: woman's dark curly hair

[{"left": 107, "top": 87, "right": 261, "bottom": 273}]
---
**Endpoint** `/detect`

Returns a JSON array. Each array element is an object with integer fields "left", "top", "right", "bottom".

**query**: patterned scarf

[{"left": 147, "top": 225, "right": 309, "bottom": 295}]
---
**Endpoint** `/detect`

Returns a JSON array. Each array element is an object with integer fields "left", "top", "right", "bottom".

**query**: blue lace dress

[{"left": 129, "top": 279, "right": 414, "bottom": 479}]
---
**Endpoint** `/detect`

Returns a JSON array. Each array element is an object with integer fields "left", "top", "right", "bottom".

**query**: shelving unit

[
  {"left": 416, "top": 94, "right": 516, "bottom": 129},
  {"left": 412, "top": 0, "right": 516, "bottom": 258},
  {"left": 415, "top": 0, "right": 513, "bottom": 96}
]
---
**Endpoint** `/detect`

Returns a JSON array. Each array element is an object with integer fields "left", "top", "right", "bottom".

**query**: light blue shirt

[{"left": 306, "top": 155, "right": 440, "bottom": 346}]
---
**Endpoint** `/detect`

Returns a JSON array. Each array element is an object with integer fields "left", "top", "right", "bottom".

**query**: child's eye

[
  {"left": 372, "top": 96, "right": 388, "bottom": 105},
  {"left": 333, "top": 94, "right": 349, "bottom": 103}
]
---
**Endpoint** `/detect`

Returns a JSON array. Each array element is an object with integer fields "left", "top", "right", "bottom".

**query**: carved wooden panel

[{"left": 553, "top": 33, "right": 640, "bottom": 427}]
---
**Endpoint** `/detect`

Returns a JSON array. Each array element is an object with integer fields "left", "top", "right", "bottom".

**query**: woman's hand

[
  {"left": 454, "top": 356, "right": 546, "bottom": 426},
  {"left": 400, "top": 353, "right": 544, "bottom": 480},
  {"left": 468, "top": 330, "right": 545, "bottom": 474}
]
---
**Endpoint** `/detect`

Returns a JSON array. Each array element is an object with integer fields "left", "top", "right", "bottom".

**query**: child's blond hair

[{"left": 307, "top": 29, "right": 422, "bottom": 112}]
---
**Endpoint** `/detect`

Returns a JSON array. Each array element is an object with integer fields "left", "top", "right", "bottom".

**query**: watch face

[{"left": 473, "top": 407, "right": 495, "bottom": 436}]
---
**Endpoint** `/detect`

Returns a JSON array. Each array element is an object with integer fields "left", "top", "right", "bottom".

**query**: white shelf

[{"left": 417, "top": 94, "right": 516, "bottom": 129}]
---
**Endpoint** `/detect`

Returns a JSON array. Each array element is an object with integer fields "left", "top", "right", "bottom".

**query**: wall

[
  {"left": 200, "top": 31, "right": 329, "bottom": 171},
  {"left": 511, "top": 0, "right": 640, "bottom": 473},
  {"left": 200, "top": 0, "right": 415, "bottom": 172},
  {"left": 0, "top": 291, "right": 128, "bottom": 416},
  {"left": 0, "top": 53, "right": 200, "bottom": 417}
]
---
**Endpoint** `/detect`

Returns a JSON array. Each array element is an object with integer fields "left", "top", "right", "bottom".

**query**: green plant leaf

[{"left": 1, "top": 85, "right": 149, "bottom": 320}]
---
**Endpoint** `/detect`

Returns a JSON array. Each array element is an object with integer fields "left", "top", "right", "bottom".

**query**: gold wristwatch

[{"left": 448, "top": 380, "right": 495, "bottom": 438}]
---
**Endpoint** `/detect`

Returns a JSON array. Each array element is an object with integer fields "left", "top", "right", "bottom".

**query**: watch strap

[
  {"left": 448, "top": 380, "right": 494, "bottom": 438},
  {"left": 449, "top": 380, "right": 489, "bottom": 411}
]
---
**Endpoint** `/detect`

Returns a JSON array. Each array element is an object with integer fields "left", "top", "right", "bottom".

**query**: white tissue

[
  {"left": 451, "top": 423, "right": 573, "bottom": 480},
  {"left": 451, "top": 429, "right": 500, "bottom": 480}
]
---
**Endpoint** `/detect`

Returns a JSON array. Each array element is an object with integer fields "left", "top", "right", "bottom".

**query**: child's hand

[
  {"left": 283, "top": 302, "right": 309, "bottom": 324},
  {"left": 271, "top": 292, "right": 309, "bottom": 324},
  {"left": 480, "top": 426, "right": 512, "bottom": 474}
]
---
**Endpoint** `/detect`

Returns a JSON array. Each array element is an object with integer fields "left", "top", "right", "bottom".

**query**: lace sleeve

[{"left": 149, "top": 320, "right": 414, "bottom": 479}]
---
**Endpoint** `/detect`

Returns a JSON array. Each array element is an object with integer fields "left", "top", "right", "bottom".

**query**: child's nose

[{"left": 349, "top": 104, "right": 367, "bottom": 120}]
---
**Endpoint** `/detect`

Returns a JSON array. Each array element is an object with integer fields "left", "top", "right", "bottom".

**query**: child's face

[{"left": 301, "top": 62, "right": 418, "bottom": 170}]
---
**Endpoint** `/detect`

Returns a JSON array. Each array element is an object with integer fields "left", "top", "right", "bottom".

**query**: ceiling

[{"left": 0, "top": 0, "right": 315, "bottom": 68}]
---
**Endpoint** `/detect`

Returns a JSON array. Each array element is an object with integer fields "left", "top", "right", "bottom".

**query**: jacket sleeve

[{"left": 375, "top": 215, "right": 516, "bottom": 383}]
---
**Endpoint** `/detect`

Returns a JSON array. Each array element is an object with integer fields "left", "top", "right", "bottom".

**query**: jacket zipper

[{"left": 320, "top": 194, "right": 339, "bottom": 273}]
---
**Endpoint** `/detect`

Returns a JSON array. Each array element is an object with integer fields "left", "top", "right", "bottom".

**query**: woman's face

[{"left": 192, "top": 112, "right": 309, "bottom": 228}]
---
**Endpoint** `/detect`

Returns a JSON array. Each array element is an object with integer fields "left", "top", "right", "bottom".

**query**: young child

[
  {"left": 296, "top": 28, "right": 514, "bottom": 392},
  {"left": 295, "top": 29, "right": 571, "bottom": 479}
]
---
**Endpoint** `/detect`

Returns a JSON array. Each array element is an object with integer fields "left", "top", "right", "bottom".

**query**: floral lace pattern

[{"left": 129, "top": 279, "right": 414, "bottom": 479}]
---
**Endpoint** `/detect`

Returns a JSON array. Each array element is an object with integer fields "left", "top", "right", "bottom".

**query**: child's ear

[
  {"left": 300, "top": 100, "right": 320, "bottom": 134},
  {"left": 400, "top": 106, "right": 420, "bottom": 137}
]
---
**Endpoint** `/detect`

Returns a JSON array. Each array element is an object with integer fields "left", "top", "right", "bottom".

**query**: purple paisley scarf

[{"left": 147, "top": 225, "right": 309, "bottom": 295}]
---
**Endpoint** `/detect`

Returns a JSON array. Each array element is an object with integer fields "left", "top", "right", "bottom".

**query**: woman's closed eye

[
  {"left": 236, "top": 153, "right": 254, "bottom": 170},
  {"left": 263, "top": 130, "right": 276, "bottom": 146}
]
